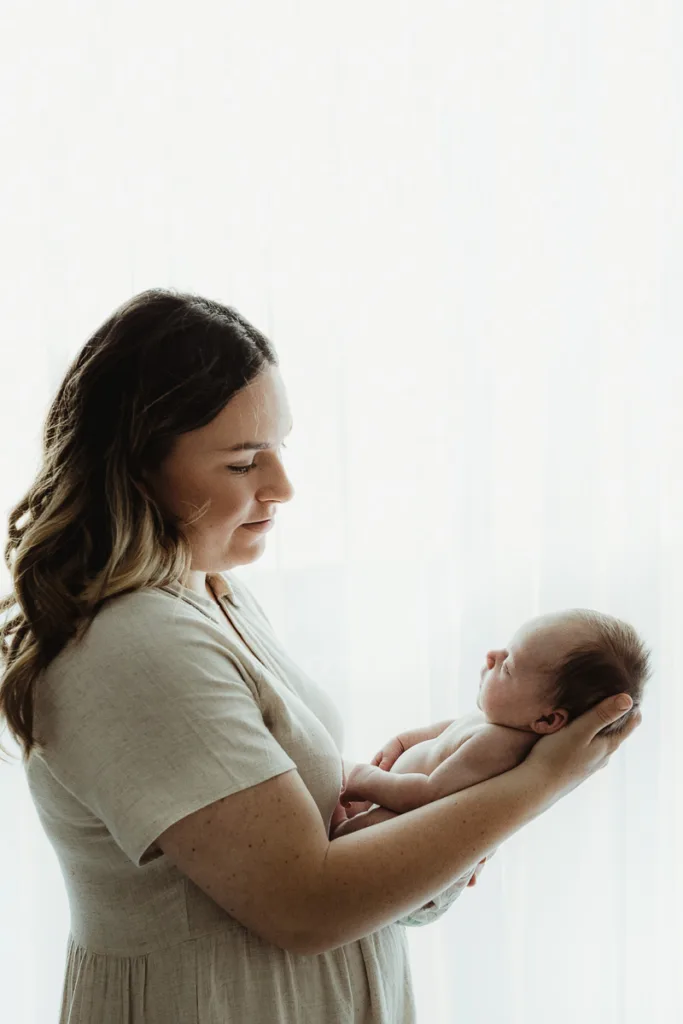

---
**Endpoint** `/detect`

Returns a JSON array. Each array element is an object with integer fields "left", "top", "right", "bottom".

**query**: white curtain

[{"left": 1, "top": 2, "right": 682, "bottom": 1020}]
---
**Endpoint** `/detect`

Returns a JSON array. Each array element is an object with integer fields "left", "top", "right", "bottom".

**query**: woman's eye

[{"left": 227, "top": 442, "right": 287, "bottom": 475}]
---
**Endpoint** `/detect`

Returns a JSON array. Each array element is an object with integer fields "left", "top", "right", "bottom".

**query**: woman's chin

[{"left": 226, "top": 532, "right": 268, "bottom": 563}]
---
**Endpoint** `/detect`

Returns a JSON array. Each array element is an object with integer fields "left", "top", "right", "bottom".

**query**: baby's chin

[{"left": 479, "top": 706, "right": 505, "bottom": 726}]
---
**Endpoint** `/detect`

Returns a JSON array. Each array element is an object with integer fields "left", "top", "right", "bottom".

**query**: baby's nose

[{"left": 485, "top": 651, "right": 497, "bottom": 670}]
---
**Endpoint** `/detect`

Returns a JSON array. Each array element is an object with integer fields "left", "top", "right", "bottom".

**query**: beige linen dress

[{"left": 26, "top": 570, "right": 416, "bottom": 1023}]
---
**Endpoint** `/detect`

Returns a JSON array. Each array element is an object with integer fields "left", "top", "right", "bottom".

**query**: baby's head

[{"left": 477, "top": 609, "right": 650, "bottom": 737}]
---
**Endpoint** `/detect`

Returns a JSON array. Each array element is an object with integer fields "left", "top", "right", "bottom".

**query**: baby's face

[{"left": 476, "top": 612, "right": 591, "bottom": 730}]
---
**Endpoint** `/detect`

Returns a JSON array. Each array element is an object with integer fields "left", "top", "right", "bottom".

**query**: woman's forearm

[{"left": 311, "top": 761, "right": 553, "bottom": 952}]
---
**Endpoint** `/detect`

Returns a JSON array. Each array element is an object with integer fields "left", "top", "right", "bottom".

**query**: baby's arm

[
  {"left": 425, "top": 727, "right": 537, "bottom": 799},
  {"left": 342, "top": 764, "right": 432, "bottom": 814},
  {"left": 343, "top": 726, "right": 536, "bottom": 813}
]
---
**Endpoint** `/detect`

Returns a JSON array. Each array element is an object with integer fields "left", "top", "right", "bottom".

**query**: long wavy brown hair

[{"left": 0, "top": 288, "right": 277, "bottom": 764}]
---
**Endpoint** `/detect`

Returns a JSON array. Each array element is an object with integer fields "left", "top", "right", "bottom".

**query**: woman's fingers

[
  {"left": 571, "top": 693, "right": 635, "bottom": 743},
  {"left": 604, "top": 707, "right": 642, "bottom": 750},
  {"left": 467, "top": 857, "right": 487, "bottom": 887},
  {"left": 591, "top": 699, "right": 641, "bottom": 759},
  {"left": 524, "top": 693, "right": 642, "bottom": 800}
]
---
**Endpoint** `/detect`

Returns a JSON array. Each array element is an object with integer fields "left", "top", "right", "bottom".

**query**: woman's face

[{"left": 147, "top": 364, "right": 295, "bottom": 582}]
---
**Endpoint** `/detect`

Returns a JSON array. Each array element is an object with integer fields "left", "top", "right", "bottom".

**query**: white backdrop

[{"left": 1, "top": 2, "right": 682, "bottom": 1021}]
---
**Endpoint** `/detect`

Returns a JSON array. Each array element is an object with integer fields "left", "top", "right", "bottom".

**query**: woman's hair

[
  {"left": 0, "top": 288, "right": 277, "bottom": 764},
  {"left": 547, "top": 610, "right": 651, "bottom": 737}
]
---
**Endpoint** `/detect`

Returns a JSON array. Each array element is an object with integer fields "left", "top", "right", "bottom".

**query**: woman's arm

[
  {"left": 157, "top": 695, "right": 638, "bottom": 955},
  {"left": 317, "top": 758, "right": 552, "bottom": 946},
  {"left": 159, "top": 756, "right": 542, "bottom": 954}
]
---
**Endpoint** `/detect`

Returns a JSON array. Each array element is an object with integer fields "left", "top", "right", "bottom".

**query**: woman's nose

[
  {"left": 260, "top": 458, "right": 296, "bottom": 504},
  {"left": 274, "top": 469, "right": 295, "bottom": 504}
]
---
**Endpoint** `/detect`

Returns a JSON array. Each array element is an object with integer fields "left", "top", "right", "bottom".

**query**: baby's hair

[{"left": 548, "top": 610, "right": 651, "bottom": 737}]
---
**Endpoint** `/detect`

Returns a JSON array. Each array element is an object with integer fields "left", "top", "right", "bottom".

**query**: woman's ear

[{"left": 531, "top": 708, "right": 569, "bottom": 735}]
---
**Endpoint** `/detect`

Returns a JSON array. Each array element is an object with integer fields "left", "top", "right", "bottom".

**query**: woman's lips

[{"left": 241, "top": 519, "right": 274, "bottom": 533}]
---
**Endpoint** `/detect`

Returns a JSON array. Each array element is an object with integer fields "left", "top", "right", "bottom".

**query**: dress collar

[{"left": 206, "top": 571, "right": 239, "bottom": 607}]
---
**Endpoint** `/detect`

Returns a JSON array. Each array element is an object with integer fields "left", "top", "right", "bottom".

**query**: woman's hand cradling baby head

[{"left": 520, "top": 693, "right": 641, "bottom": 807}]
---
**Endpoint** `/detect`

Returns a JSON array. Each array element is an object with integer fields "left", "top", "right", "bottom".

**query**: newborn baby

[{"left": 334, "top": 608, "right": 650, "bottom": 908}]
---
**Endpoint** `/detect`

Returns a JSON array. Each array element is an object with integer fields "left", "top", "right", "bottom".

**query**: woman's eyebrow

[
  {"left": 215, "top": 441, "right": 272, "bottom": 453},
  {"left": 214, "top": 423, "right": 294, "bottom": 453}
]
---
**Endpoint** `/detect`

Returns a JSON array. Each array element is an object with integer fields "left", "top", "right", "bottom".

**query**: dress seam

[{"left": 67, "top": 921, "right": 235, "bottom": 959}]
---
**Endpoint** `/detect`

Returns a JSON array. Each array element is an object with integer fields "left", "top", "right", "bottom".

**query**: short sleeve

[{"left": 42, "top": 592, "right": 297, "bottom": 867}]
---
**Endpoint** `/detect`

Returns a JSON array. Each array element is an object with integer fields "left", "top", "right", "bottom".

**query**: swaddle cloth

[{"left": 398, "top": 874, "right": 469, "bottom": 927}]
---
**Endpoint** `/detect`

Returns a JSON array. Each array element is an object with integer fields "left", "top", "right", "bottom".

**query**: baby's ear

[{"left": 532, "top": 709, "right": 569, "bottom": 734}]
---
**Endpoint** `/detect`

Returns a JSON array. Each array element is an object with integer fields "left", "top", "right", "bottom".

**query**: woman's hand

[
  {"left": 466, "top": 845, "right": 500, "bottom": 887},
  {"left": 465, "top": 857, "right": 486, "bottom": 887},
  {"left": 521, "top": 694, "right": 641, "bottom": 804}
]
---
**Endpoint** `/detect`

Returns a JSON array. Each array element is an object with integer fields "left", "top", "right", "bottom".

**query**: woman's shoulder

[
  {"left": 91, "top": 582, "right": 200, "bottom": 634},
  {"left": 45, "top": 583, "right": 217, "bottom": 683}
]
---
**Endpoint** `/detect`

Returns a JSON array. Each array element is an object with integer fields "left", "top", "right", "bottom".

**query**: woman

[{"left": 0, "top": 289, "right": 640, "bottom": 1023}]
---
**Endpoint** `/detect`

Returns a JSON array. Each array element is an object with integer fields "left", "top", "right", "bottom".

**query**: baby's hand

[
  {"left": 370, "top": 736, "right": 406, "bottom": 772},
  {"left": 341, "top": 763, "right": 377, "bottom": 805}
]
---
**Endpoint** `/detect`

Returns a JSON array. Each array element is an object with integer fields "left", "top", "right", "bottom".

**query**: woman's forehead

[{"left": 185, "top": 367, "right": 292, "bottom": 452}]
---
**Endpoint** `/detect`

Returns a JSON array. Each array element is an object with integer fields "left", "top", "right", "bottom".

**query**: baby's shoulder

[
  {"left": 471, "top": 722, "right": 536, "bottom": 753},
  {"left": 440, "top": 717, "right": 534, "bottom": 760}
]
